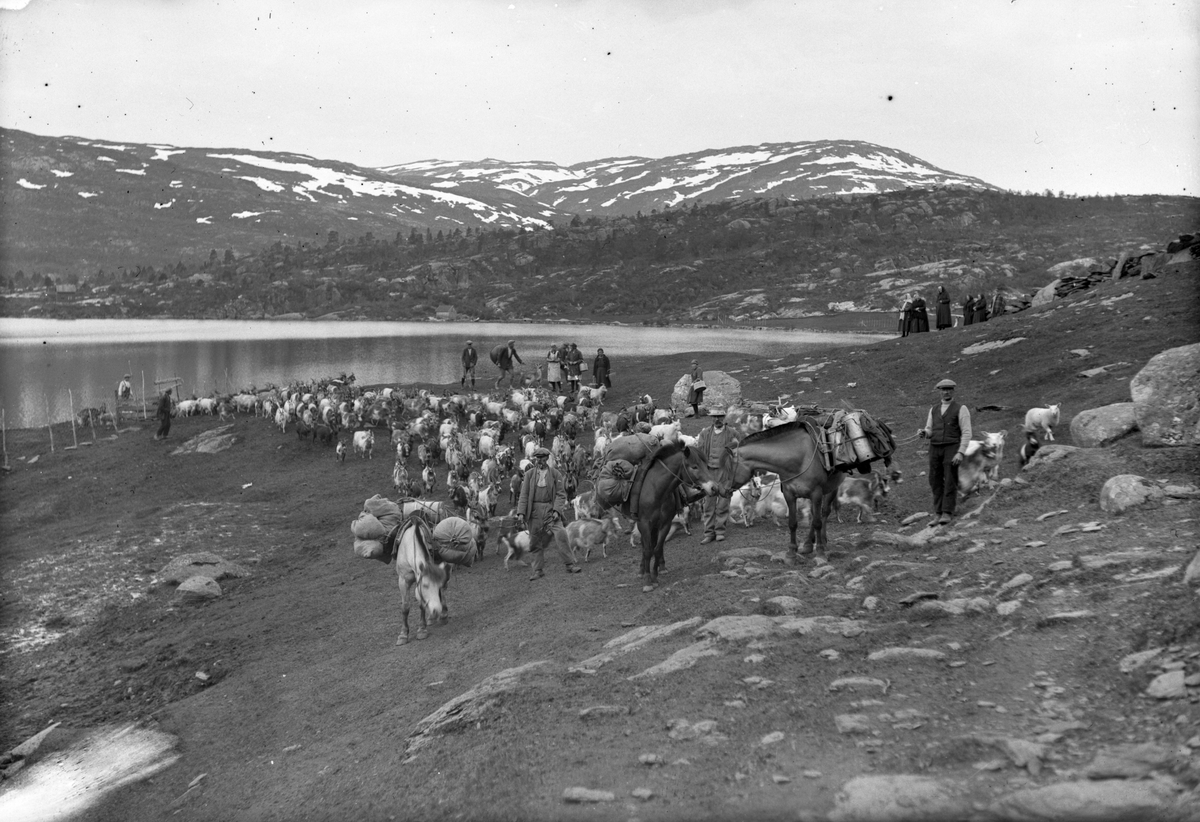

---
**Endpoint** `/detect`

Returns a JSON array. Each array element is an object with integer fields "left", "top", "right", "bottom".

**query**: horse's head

[
  {"left": 416, "top": 560, "right": 450, "bottom": 619},
  {"left": 678, "top": 444, "right": 720, "bottom": 497}
]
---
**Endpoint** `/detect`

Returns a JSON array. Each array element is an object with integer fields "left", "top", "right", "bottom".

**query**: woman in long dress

[
  {"left": 935, "top": 286, "right": 953, "bottom": 330},
  {"left": 899, "top": 294, "right": 913, "bottom": 337},
  {"left": 545, "top": 344, "right": 563, "bottom": 392},
  {"left": 910, "top": 294, "right": 930, "bottom": 333},
  {"left": 973, "top": 293, "right": 990, "bottom": 324},
  {"left": 962, "top": 294, "right": 975, "bottom": 326}
]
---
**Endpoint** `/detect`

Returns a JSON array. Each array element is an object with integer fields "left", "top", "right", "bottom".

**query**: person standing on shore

[
  {"left": 461, "top": 340, "right": 477, "bottom": 388},
  {"left": 565, "top": 343, "right": 583, "bottom": 394},
  {"left": 917, "top": 378, "right": 972, "bottom": 527},
  {"left": 593, "top": 348, "right": 611, "bottom": 389},
  {"left": 973, "top": 293, "right": 990, "bottom": 324},
  {"left": 962, "top": 294, "right": 975, "bottom": 327},
  {"left": 686, "top": 359, "right": 706, "bottom": 417},
  {"left": 117, "top": 374, "right": 134, "bottom": 400},
  {"left": 154, "top": 388, "right": 173, "bottom": 441},
  {"left": 899, "top": 293, "right": 913, "bottom": 337},
  {"left": 545, "top": 344, "right": 564, "bottom": 393},
  {"left": 935, "top": 286, "right": 953, "bottom": 330}
]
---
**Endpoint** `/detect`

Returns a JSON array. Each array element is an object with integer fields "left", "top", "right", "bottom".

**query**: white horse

[{"left": 394, "top": 519, "right": 449, "bottom": 645}]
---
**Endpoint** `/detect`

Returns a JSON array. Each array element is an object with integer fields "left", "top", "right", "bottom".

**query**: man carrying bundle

[
  {"left": 516, "top": 447, "right": 581, "bottom": 580},
  {"left": 491, "top": 340, "right": 524, "bottom": 390}
]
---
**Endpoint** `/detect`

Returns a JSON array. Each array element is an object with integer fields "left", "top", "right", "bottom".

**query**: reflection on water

[{"left": 0, "top": 318, "right": 882, "bottom": 428}]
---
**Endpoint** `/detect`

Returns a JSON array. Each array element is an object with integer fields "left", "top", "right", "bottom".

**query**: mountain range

[{"left": 1, "top": 127, "right": 997, "bottom": 276}]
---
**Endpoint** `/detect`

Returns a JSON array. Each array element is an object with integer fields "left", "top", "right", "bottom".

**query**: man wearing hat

[
  {"left": 460, "top": 340, "right": 477, "bottom": 388},
  {"left": 117, "top": 374, "right": 134, "bottom": 401},
  {"left": 918, "top": 378, "right": 973, "bottom": 526},
  {"left": 516, "top": 447, "right": 581, "bottom": 580},
  {"left": 697, "top": 409, "right": 737, "bottom": 543}
]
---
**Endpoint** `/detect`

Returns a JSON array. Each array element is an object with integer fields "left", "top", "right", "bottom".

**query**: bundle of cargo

[
  {"left": 809, "top": 408, "right": 897, "bottom": 474},
  {"left": 350, "top": 494, "right": 405, "bottom": 562},
  {"left": 595, "top": 432, "right": 671, "bottom": 517}
]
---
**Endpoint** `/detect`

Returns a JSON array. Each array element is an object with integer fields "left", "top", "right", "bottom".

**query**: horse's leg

[
  {"left": 637, "top": 517, "right": 656, "bottom": 592},
  {"left": 808, "top": 488, "right": 826, "bottom": 558},
  {"left": 415, "top": 603, "right": 429, "bottom": 640},
  {"left": 781, "top": 487, "right": 801, "bottom": 563},
  {"left": 396, "top": 575, "right": 412, "bottom": 646}
]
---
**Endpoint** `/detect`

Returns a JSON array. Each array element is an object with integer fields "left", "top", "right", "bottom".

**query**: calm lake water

[{"left": 0, "top": 318, "right": 883, "bottom": 428}]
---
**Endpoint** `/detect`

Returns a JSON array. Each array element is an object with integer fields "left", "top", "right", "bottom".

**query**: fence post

[
  {"left": 1, "top": 408, "right": 8, "bottom": 470},
  {"left": 68, "top": 389, "right": 79, "bottom": 449},
  {"left": 46, "top": 398, "right": 55, "bottom": 453}
]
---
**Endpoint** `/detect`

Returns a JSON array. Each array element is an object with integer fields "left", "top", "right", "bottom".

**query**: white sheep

[{"left": 1024, "top": 404, "right": 1061, "bottom": 441}]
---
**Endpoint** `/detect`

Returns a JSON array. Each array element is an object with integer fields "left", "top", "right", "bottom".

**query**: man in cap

[
  {"left": 117, "top": 374, "right": 134, "bottom": 400},
  {"left": 461, "top": 340, "right": 477, "bottom": 388},
  {"left": 917, "top": 378, "right": 972, "bottom": 526},
  {"left": 687, "top": 359, "right": 705, "bottom": 417},
  {"left": 697, "top": 409, "right": 736, "bottom": 543},
  {"left": 516, "top": 446, "right": 581, "bottom": 579}
]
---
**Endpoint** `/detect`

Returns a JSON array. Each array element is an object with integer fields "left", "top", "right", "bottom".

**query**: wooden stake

[
  {"left": 46, "top": 397, "right": 55, "bottom": 453},
  {"left": 67, "top": 389, "right": 79, "bottom": 449},
  {"left": 2, "top": 408, "right": 8, "bottom": 470},
  {"left": 141, "top": 371, "right": 147, "bottom": 420}
]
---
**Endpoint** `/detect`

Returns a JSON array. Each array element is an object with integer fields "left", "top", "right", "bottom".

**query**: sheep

[{"left": 1024, "top": 404, "right": 1060, "bottom": 441}]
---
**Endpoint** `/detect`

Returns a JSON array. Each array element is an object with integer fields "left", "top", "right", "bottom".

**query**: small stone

[
  {"left": 638, "top": 753, "right": 663, "bottom": 766},
  {"left": 760, "top": 731, "right": 785, "bottom": 746},
  {"left": 1025, "top": 541, "right": 1048, "bottom": 548},
  {"left": 631, "top": 787, "right": 655, "bottom": 801},
  {"left": 862, "top": 596, "right": 879, "bottom": 611},
  {"left": 828, "top": 677, "right": 889, "bottom": 694},
  {"left": 949, "top": 661, "right": 968, "bottom": 668},
  {"left": 901, "top": 513, "right": 929, "bottom": 526},
  {"left": 1003, "top": 519, "right": 1019, "bottom": 528},
  {"left": 579, "top": 705, "right": 630, "bottom": 719},
  {"left": 835, "top": 714, "right": 872, "bottom": 734},
  {"left": 562, "top": 787, "right": 616, "bottom": 803},
  {"left": 1001, "top": 572, "right": 1033, "bottom": 591},
  {"left": 997, "top": 601, "right": 1022, "bottom": 616},
  {"left": 819, "top": 649, "right": 841, "bottom": 661},
  {"left": 803, "top": 769, "right": 823, "bottom": 779},
  {"left": 1146, "top": 670, "right": 1187, "bottom": 699},
  {"left": 772, "top": 774, "right": 791, "bottom": 784},
  {"left": 1185, "top": 673, "right": 1200, "bottom": 687},
  {"left": 867, "top": 647, "right": 946, "bottom": 662},
  {"left": 194, "top": 671, "right": 210, "bottom": 682},
  {"left": 1047, "top": 560, "right": 1074, "bottom": 572}
]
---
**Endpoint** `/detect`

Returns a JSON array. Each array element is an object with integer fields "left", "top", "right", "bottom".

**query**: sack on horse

[
  {"left": 352, "top": 496, "right": 406, "bottom": 562},
  {"left": 597, "top": 458, "right": 637, "bottom": 512},
  {"left": 431, "top": 516, "right": 476, "bottom": 567},
  {"left": 602, "top": 432, "right": 660, "bottom": 465},
  {"left": 804, "top": 409, "right": 897, "bottom": 474}
]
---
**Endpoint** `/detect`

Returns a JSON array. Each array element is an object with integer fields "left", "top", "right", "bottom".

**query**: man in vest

[
  {"left": 917, "top": 378, "right": 973, "bottom": 526},
  {"left": 516, "top": 447, "right": 581, "bottom": 580},
  {"left": 697, "top": 410, "right": 736, "bottom": 543}
]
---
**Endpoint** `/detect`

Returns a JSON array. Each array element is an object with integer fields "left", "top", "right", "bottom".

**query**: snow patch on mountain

[
  {"left": 51, "top": 170, "right": 73, "bottom": 178},
  {"left": 17, "top": 179, "right": 44, "bottom": 189}
]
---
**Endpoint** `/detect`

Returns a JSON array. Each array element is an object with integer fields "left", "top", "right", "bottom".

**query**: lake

[{"left": 0, "top": 318, "right": 885, "bottom": 428}]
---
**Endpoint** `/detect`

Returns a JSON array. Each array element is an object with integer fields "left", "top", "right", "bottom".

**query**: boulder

[
  {"left": 159, "top": 552, "right": 253, "bottom": 585},
  {"left": 1069, "top": 404, "right": 1138, "bottom": 447},
  {"left": 1185, "top": 550, "right": 1200, "bottom": 587},
  {"left": 829, "top": 774, "right": 968, "bottom": 821},
  {"left": 175, "top": 575, "right": 222, "bottom": 602},
  {"left": 1130, "top": 342, "right": 1200, "bottom": 446},
  {"left": 987, "top": 779, "right": 1178, "bottom": 821},
  {"left": 1099, "top": 474, "right": 1164, "bottom": 514},
  {"left": 170, "top": 424, "right": 240, "bottom": 455},
  {"left": 1031, "top": 279, "right": 1061, "bottom": 307},
  {"left": 671, "top": 370, "right": 741, "bottom": 415}
]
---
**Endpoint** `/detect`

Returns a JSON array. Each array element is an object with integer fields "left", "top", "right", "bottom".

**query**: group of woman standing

[
  {"left": 545, "top": 342, "right": 612, "bottom": 393},
  {"left": 900, "top": 286, "right": 1005, "bottom": 335}
]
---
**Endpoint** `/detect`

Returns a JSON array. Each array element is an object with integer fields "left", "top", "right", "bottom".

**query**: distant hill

[
  {"left": 3, "top": 129, "right": 998, "bottom": 277},
  {"left": 381, "top": 140, "right": 999, "bottom": 217}
]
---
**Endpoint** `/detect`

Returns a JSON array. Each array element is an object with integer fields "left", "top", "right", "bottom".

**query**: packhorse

[
  {"left": 393, "top": 517, "right": 450, "bottom": 646},
  {"left": 632, "top": 440, "right": 723, "bottom": 592},
  {"left": 723, "top": 420, "right": 848, "bottom": 562}
]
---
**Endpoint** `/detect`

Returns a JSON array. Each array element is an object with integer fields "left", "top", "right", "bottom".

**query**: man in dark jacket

[
  {"left": 516, "top": 447, "right": 581, "bottom": 579},
  {"left": 460, "top": 340, "right": 478, "bottom": 387},
  {"left": 917, "top": 378, "right": 972, "bottom": 527},
  {"left": 154, "top": 388, "right": 173, "bottom": 440},
  {"left": 935, "top": 287, "right": 953, "bottom": 330}
]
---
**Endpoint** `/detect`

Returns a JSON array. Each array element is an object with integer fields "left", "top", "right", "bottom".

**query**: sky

[{"left": 1, "top": 0, "right": 1197, "bottom": 196}]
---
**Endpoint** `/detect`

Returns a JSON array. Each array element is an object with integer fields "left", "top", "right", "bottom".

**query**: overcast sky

[{"left": 2, "top": 0, "right": 1197, "bottom": 196}]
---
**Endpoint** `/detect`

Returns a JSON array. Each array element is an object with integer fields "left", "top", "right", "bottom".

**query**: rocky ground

[{"left": 0, "top": 268, "right": 1197, "bottom": 821}]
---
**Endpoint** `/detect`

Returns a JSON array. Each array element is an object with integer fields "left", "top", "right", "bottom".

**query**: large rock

[
  {"left": 175, "top": 575, "right": 222, "bottom": 602},
  {"left": 671, "top": 370, "right": 741, "bottom": 415},
  {"left": 171, "top": 424, "right": 241, "bottom": 455},
  {"left": 1130, "top": 342, "right": 1200, "bottom": 446},
  {"left": 159, "top": 552, "right": 253, "bottom": 585},
  {"left": 987, "top": 779, "right": 1178, "bottom": 821},
  {"left": 1099, "top": 474, "right": 1164, "bottom": 514},
  {"left": 1031, "top": 279, "right": 1061, "bottom": 307},
  {"left": 829, "top": 775, "right": 969, "bottom": 821},
  {"left": 1068, "top": 403, "right": 1138, "bottom": 447}
]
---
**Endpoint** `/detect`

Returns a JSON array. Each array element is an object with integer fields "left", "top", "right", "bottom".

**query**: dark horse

[
  {"left": 724, "top": 420, "right": 847, "bottom": 562},
  {"left": 634, "top": 441, "right": 722, "bottom": 592}
]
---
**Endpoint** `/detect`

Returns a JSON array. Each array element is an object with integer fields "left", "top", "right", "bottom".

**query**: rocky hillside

[
  {"left": 381, "top": 139, "right": 998, "bottom": 217},
  {"left": 4, "top": 185, "right": 1196, "bottom": 324}
]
